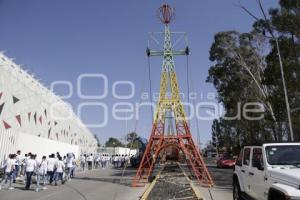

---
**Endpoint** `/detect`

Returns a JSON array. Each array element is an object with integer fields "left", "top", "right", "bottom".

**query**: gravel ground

[{"left": 148, "top": 164, "right": 197, "bottom": 200}]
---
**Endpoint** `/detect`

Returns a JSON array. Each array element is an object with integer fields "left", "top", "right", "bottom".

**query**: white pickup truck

[{"left": 233, "top": 143, "right": 300, "bottom": 200}]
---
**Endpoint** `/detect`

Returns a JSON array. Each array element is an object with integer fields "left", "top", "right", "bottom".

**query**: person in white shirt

[
  {"left": 106, "top": 155, "right": 111, "bottom": 168},
  {"left": 22, "top": 153, "right": 31, "bottom": 184},
  {"left": 113, "top": 155, "right": 118, "bottom": 168},
  {"left": 71, "top": 153, "right": 77, "bottom": 178},
  {"left": 118, "top": 155, "right": 122, "bottom": 168},
  {"left": 35, "top": 156, "right": 48, "bottom": 192},
  {"left": 101, "top": 154, "right": 105, "bottom": 168},
  {"left": 25, "top": 154, "right": 37, "bottom": 190},
  {"left": 101, "top": 154, "right": 107, "bottom": 168},
  {"left": 0, "top": 154, "right": 16, "bottom": 190},
  {"left": 95, "top": 155, "right": 100, "bottom": 168},
  {"left": 13, "top": 150, "right": 21, "bottom": 182},
  {"left": 80, "top": 154, "right": 86, "bottom": 171},
  {"left": 47, "top": 154, "right": 56, "bottom": 184},
  {"left": 54, "top": 157, "right": 65, "bottom": 186},
  {"left": 20, "top": 153, "right": 27, "bottom": 177},
  {"left": 66, "top": 153, "right": 74, "bottom": 181},
  {"left": 87, "top": 154, "right": 93, "bottom": 170}
]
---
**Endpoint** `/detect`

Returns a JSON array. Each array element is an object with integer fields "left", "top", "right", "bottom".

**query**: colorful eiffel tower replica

[{"left": 132, "top": 4, "right": 213, "bottom": 187}]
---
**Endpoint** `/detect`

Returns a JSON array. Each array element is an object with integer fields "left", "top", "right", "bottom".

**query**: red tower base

[{"left": 132, "top": 129, "right": 214, "bottom": 187}]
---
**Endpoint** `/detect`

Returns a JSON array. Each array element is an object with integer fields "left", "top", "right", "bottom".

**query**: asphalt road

[
  {"left": 208, "top": 166, "right": 234, "bottom": 188},
  {"left": 198, "top": 164, "right": 234, "bottom": 200},
  {"left": 0, "top": 164, "right": 234, "bottom": 200},
  {"left": 0, "top": 168, "right": 144, "bottom": 200}
]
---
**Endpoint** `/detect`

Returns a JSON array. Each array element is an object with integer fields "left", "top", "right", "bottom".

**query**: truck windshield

[{"left": 266, "top": 145, "right": 300, "bottom": 165}]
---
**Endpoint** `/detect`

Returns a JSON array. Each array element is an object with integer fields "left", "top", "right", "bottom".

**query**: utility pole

[{"left": 274, "top": 38, "right": 294, "bottom": 141}]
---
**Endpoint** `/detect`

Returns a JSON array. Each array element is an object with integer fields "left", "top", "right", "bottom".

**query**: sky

[{"left": 0, "top": 0, "right": 279, "bottom": 146}]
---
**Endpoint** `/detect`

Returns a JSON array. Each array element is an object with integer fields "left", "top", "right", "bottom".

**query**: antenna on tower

[{"left": 157, "top": 3, "right": 175, "bottom": 24}]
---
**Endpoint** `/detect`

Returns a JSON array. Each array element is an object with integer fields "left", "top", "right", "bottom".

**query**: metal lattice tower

[{"left": 132, "top": 4, "right": 213, "bottom": 187}]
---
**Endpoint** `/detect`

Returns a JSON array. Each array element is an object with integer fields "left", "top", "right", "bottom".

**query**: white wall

[
  {"left": 0, "top": 53, "right": 97, "bottom": 164},
  {"left": 115, "top": 147, "right": 137, "bottom": 156},
  {"left": 17, "top": 133, "right": 79, "bottom": 160},
  {"left": 0, "top": 129, "right": 18, "bottom": 166}
]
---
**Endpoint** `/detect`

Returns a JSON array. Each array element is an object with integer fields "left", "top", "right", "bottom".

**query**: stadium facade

[{"left": 0, "top": 53, "right": 97, "bottom": 165}]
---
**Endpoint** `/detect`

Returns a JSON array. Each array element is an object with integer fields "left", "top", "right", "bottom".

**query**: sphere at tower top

[{"left": 157, "top": 4, "right": 175, "bottom": 24}]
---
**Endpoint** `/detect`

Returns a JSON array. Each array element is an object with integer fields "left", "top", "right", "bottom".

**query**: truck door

[
  {"left": 241, "top": 147, "right": 251, "bottom": 194},
  {"left": 234, "top": 149, "right": 244, "bottom": 189},
  {"left": 249, "top": 147, "right": 267, "bottom": 200}
]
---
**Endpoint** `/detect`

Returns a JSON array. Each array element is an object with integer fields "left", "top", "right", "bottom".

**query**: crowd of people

[
  {"left": 0, "top": 150, "right": 135, "bottom": 192},
  {"left": 0, "top": 150, "right": 77, "bottom": 192},
  {"left": 112, "top": 154, "right": 131, "bottom": 168},
  {"left": 79, "top": 154, "right": 132, "bottom": 170}
]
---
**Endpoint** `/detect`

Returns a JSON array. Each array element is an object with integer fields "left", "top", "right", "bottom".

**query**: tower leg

[
  {"left": 179, "top": 137, "right": 214, "bottom": 187},
  {"left": 132, "top": 142, "right": 154, "bottom": 187},
  {"left": 132, "top": 125, "right": 162, "bottom": 187}
]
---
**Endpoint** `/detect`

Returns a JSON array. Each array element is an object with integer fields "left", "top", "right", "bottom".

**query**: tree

[
  {"left": 211, "top": 120, "right": 220, "bottom": 147},
  {"left": 105, "top": 137, "right": 125, "bottom": 147},
  {"left": 207, "top": 31, "right": 276, "bottom": 144},
  {"left": 202, "top": 140, "right": 215, "bottom": 157},
  {"left": 211, "top": 119, "right": 220, "bottom": 157},
  {"left": 212, "top": 119, "right": 242, "bottom": 155},
  {"left": 241, "top": 0, "right": 300, "bottom": 141},
  {"left": 125, "top": 132, "right": 143, "bottom": 149},
  {"left": 126, "top": 132, "right": 138, "bottom": 143},
  {"left": 263, "top": 0, "right": 300, "bottom": 141},
  {"left": 207, "top": 0, "right": 300, "bottom": 146}
]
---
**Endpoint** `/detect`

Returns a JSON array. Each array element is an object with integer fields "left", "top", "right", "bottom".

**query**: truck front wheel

[
  {"left": 233, "top": 180, "right": 242, "bottom": 200},
  {"left": 268, "top": 188, "right": 286, "bottom": 200}
]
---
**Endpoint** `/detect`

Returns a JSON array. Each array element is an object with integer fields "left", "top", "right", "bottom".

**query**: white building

[
  {"left": 0, "top": 53, "right": 97, "bottom": 164},
  {"left": 97, "top": 147, "right": 138, "bottom": 157}
]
